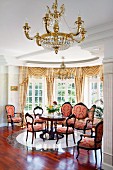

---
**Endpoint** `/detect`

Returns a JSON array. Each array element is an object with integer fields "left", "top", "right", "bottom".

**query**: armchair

[
  {"left": 68, "top": 103, "right": 96, "bottom": 133},
  {"left": 5, "top": 105, "right": 23, "bottom": 129},
  {"left": 76, "top": 120, "right": 103, "bottom": 164}
]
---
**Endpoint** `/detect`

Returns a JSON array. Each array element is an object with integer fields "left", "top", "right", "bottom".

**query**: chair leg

[
  {"left": 26, "top": 131, "right": 28, "bottom": 142},
  {"left": 73, "top": 132, "right": 76, "bottom": 144},
  {"left": 11, "top": 122, "right": 14, "bottom": 129},
  {"left": 56, "top": 133, "right": 59, "bottom": 144},
  {"left": 76, "top": 146, "right": 80, "bottom": 159},
  {"left": 35, "top": 132, "right": 36, "bottom": 139},
  {"left": 100, "top": 148, "right": 102, "bottom": 163},
  {"left": 94, "top": 149, "right": 97, "bottom": 164},
  {"left": 66, "top": 134, "right": 68, "bottom": 147},
  {"left": 32, "top": 133, "right": 34, "bottom": 144}
]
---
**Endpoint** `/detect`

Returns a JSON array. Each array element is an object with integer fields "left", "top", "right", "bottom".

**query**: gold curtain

[
  {"left": 46, "top": 77, "right": 54, "bottom": 106},
  {"left": 74, "top": 67, "right": 84, "bottom": 103},
  {"left": 82, "top": 65, "right": 103, "bottom": 80},
  {"left": 19, "top": 66, "right": 29, "bottom": 120},
  {"left": 18, "top": 65, "right": 103, "bottom": 112},
  {"left": 28, "top": 67, "right": 47, "bottom": 77}
]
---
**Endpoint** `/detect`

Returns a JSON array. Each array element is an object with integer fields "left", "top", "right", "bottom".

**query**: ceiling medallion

[{"left": 23, "top": 0, "right": 86, "bottom": 54}]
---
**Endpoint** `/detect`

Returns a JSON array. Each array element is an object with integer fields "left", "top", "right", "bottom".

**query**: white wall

[
  {"left": 8, "top": 66, "right": 20, "bottom": 112},
  {"left": 0, "top": 66, "right": 20, "bottom": 124},
  {"left": 0, "top": 66, "right": 8, "bottom": 123}
]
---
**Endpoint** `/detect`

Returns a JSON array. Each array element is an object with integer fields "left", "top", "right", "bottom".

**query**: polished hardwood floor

[{"left": 0, "top": 126, "right": 102, "bottom": 170}]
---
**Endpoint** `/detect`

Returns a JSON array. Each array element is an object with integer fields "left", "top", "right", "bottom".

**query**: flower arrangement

[{"left": 46, "top": 101, "right": 60, "bottom": 113}]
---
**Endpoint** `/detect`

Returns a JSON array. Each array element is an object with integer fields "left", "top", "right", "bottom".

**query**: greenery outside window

[
  {"left": 54, "top": 79, "right": 76, "bottom": 106},
  {"left": 25, "top": 77, "right": 45, "bottom": 113}
]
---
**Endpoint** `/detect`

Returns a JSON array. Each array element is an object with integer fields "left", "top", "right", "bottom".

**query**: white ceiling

[{"left": 0, "top": 0, "right": 113, "bottom": 67}]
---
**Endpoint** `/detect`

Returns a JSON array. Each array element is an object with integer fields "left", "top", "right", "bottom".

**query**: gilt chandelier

[
  {"left": 23, "top": 0, "right": 86, "bottom": 54},
  {"left": 56, "top": 57, "right": 73, "bottom": 80}
]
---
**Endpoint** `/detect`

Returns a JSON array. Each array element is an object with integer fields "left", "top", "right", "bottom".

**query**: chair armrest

[
  {"left": 7, "top": 115, "right": 12, "bottom": 119},
  {"left": 80, "top": 134, "right": 95, "bottom": 138},
  {"left": 15, "top": 112, "right": 23, "bottom": 118}
]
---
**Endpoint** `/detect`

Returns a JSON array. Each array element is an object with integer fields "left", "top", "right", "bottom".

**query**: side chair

[
  {"left": 33, "top": 106, "right": 45, "bottom": 124},
  {"left": 25, "top": 112, "right": 44, "bottom": 144},
  {"left": 76, "top": 120, "right": 103, "bottom": 164},
  {"left": 57, "top": 102, "right": 73, "bottom": 126},
  {"left": 56, "top": 114, "right": 76, "bottom": 147},
  {"left": 5, "top": 105, "right": 23, "bottom": 129}
]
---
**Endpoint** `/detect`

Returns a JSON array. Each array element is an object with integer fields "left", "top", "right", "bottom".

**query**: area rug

[{"left": 7, "top": 129, "right": 81, "bottom": 151}]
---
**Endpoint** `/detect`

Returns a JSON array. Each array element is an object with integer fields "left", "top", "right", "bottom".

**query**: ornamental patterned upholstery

[
  {"left": 72, "top": 103, "right": 88, "bottom": 119},
  {"left": 76, "top": 121, "right": 103, "bottom": 163},
  {"left": 6, "top": 105, "right": 15, "bottom": 117},
  {"left": 5, "top": 105, "right": 23, "bottom": 129},
  {"left": 8, "top": 117, "right": 22, "bottom": 123},
  {"left": 34, "top": 117, "right": 45, "bottom": 123},
  {"left": 57, "top": 127, "right": 74, "bottom": 133},
  {"left": 95, "top": 122, "right": 103, "bottom": 144},
  {"left": 61, "top": 102, "right": 72, "bottom": 117},
  {"left": 27, "top": 124, "right": 43, "bottom": 132}
]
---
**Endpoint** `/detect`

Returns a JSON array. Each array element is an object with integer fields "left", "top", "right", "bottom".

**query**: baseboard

[{"left": 102, "top": 163, "right": 113, "bottom": 170}]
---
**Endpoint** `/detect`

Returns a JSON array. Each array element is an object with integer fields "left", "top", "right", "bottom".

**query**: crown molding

[{"left": 81, "top": 22, "right": 113, "bottom": 49}]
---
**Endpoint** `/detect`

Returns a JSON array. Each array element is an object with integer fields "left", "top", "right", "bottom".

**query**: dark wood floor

[{"left": 0, "top": 126, "right": 102, "bottom": 170}]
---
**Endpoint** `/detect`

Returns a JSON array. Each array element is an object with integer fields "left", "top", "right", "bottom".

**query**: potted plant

[{"left": 94, "top": 99, "right": 104, "bottom": 119}]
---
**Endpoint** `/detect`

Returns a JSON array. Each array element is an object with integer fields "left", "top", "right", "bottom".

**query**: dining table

[{"left": 39, "top": 113, "right": 66, "bottom": 140}]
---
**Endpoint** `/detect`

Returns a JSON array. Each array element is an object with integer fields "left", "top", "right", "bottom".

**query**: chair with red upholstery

[
  {"left": 25, "top": 112, "right": 44, "bottom": 144},
  {"left": 68, "top": 102, "right": 96, "bottom": 133},
  {"left": 33, "top": 106, "right": 45, "bottom": 124},
  {"left": 56, "top": 114, "right": 76, "bottom": 146},
  {"left": 5, "top": 105, "right": 23, "bottom": 129},
  {"left": 57, "top": 102, "right": 73, "bottom": 126},
  {"left": 76, "top": 120, "right": 103, "bottom": 164}
]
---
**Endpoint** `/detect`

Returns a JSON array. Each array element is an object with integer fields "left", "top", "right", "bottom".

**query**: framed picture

[{"left": 10, "top": 86, "right": 18, "bottom": 91}]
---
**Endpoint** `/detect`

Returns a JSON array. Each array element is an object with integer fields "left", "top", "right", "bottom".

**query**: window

[
  {"left": 88, "top": 76, "right": 103, "bottom": 106},
  {"left": 25, "top": 77, "right": 45, "bottom": 113},
  {"left": 54, "top": 79, "right": 76, "bottom": 106}
]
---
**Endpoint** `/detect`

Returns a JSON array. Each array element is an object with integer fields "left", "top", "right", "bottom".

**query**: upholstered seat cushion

[
  {"left": 34, "top": 117, "right": 45, "bottom": 123},
  {"left": 79, "top": 137, "right": 101, "bottom": 148},
  {"left": 27, "top": 124, "right": 43, "bottom": 131},
  {"left": 57, "top": 127, "right": 74, "bottom": 133},
  {"left": 8, "top": 117, "right": 22, "bottom": 122}
]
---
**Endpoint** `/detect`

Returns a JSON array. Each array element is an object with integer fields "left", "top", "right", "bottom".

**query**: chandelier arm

[
  {"left": 35, "top": 35, "right": 41, "bottom": 46},
  {"left": 24, "top": 31, "right": 34, "bottom": 40},
  {"left": 59, "top": 4, "right": 65, "bottom": 17},
  {"left": 74, "top": 36, "right": 85, "bottom": 43},
  {"left": 45, "top": 22, "right": 51, "bottom": 34},
  {"left": 23, "top": 23, "right": 34, "bottom": 40}
]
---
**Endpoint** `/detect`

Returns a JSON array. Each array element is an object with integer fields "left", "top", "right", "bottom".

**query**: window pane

[
  {"left": 29, "top": 90, "right": 32, "bottom": 96},
  {"left": 35, "top": 90, "right": 38, "bottom": 96},
  {"left": 39, "top": 90, "right": 42, "bottom": 96},
  {"left": 29, "top": 97, "right": 32, "bottom": 103},
  {"left": 35, "top": 97, "right": 38, "bottom": 103}
]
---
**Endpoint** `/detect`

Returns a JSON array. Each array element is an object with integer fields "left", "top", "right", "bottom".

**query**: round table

[{"left": 39, "top": 114, "right": 66, "bottom": 140}]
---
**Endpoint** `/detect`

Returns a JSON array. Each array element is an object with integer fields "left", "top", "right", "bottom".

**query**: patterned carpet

[{"left": 7, "top": 129, "right": 81, "bottom": 152}]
